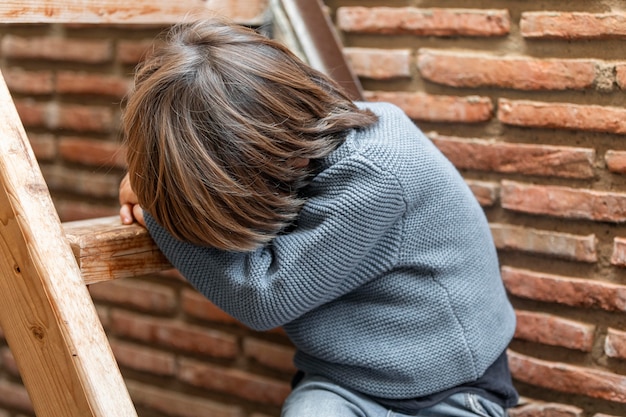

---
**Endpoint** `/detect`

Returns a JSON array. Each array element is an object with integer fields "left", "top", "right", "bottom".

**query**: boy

[{"left": 119, "top": 16, "right": 518, "bottom": 417}]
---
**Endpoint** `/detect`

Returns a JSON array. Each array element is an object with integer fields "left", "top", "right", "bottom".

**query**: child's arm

[{"left": 144, "top": 155, "right": 406, "bottom": 331}]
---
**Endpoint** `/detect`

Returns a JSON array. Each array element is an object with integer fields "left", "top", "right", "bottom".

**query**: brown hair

[{"left": 123, "top": 17, "right": 378, "bottom": 251}]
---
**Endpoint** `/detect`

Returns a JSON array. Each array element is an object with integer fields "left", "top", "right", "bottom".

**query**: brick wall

[{"left": 0, "top": 1, "right": 625, "bottom": 417}]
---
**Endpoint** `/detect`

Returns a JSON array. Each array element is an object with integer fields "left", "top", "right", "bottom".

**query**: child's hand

[{"left": 119, "top": 173, "right": 145, "bottom": 227}]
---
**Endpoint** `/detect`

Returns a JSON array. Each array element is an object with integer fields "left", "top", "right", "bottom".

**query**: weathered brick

[
  {"left": 58, "top": 136, "right": 125, "bottom": 168},
  {"left": 418, "top": 49, "right": 596, "bottom": 90},
  {"left": 54, "top": 198, "right": 119, "bottom": 222},
  {"left": 344, "top": 47, "right": 411, "bottom": 79},
  {"left": 605, "top": 150, "right": 626, "bottom": 174},
  {"left": 521, "top": 12, "right": 626, "bottom": 39},
  {"left": 126, "top": 380, "right": 243, "bottom": 417},
  {"left": 110, "top": 310, "right": 239, "bottom": 359},
  {"left": 0, "top": 347, "right": 18, "bottom": 377},
  {"left": 1, "top": 35, "right": 112, "bottom": 63},
  {"left": 243, "top": 338, "right": 296, "bottom": 373},
  {"left": 508, "top": 350, "right": 626, "bottom": 403},
  {"left": 491, "top": 224, "right": 597, "bottom": 263},
  {"left": 110, "top": 340, "right": 176, "bottom": 377},
  {"left": 501, "top": 180, "right": 626, "bottom": 223},
  {"left": 611, "top": 237, "right": 626, "bottom": 267},
  {"left": 604, "top": 327, "right": 626, "bottom": 360},
  {"left": 0, "top": 380, "right": 33, "bottom": 413},
  {"left": 28, "top": 133, "right": 56, "bottom": 161},
  {"left": 465, "top": 179, "right": 499, "bottom": 207},
  {"left": 431, "top": 135, "right": 595, "bottom": 179},
  {"left": 509, "top": 401, "right": 583, "bottom": 417},
  {"left": 617, "top": 64, "right": 626, "bottom": 89},
  {"left": 181, "top": 289, "right": 242, "bottom": 327},
  {"left": 88, "top": 279, "right": 177, "bottom": 314},
  {"left": 502, "top": 266, "right": 626, "bottom": 312},
  {"left": 56, "top": 71, "right": 131, "bottom": 97},
  {"left": 498, "top": 99, "right": 626, "bottom": 135},
  {"left": 3, "top": 68, "right": 54, "bottom": 95},
  {"left": 365, "top": 91, "right": 493, "bottom": 123},
  {"left": 514, "top": 310, "right": 595, "bottom": 352},
  {"left": 15, "top": 100, "right": 115, "bottom": 132},
  {"left": 178, "top": 358, "right": 291, "bottom": 406},
  {"left": 57, "top": 103, "right": 115, "bottom": 132},
  {"left": 14, "top": 99, "right": 47, "bottom": 127},
  {"left": 42, "top": 165, "right": 121, "bottom": 199},
  {"left": 337, "top": 7, "right": 510, "bottom": 36}
]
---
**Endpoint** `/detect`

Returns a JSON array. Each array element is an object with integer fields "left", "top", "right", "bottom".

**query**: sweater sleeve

[{"left": 145, "top": 153, "right": 406, "bottom": 330}]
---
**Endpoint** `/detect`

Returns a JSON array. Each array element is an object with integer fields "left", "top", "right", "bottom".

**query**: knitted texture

[{"left": 145, "top": 102, "right": 516, "bottom": 399}]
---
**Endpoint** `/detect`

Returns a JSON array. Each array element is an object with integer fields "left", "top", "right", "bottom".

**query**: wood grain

[
  {"left": 0, "top": 69, "right": 137, "bottom": 416},
  {"left": 0, "top": 0, "right": 268, "bottom": 25},
  {"left": 64, "top": 216, "right": 172, "bottom": 285}
]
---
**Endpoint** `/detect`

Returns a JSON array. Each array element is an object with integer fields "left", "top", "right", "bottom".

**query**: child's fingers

[
  {"left": 132, "top": 204, "right": 146, "bottom": 227},
  {"left": 120, "top": 203, "right": 135, "bottom": 225}
]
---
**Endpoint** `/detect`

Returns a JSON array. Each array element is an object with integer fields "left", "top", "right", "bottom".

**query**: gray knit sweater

[{"left": 144, "top": 102, "right": 516, "bottom": 399}]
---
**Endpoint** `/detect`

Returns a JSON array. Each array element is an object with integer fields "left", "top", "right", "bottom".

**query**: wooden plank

[
  {"left": 64, "top": 216, "right": 171, "bottom": 285},
  {"left": 0, "top": 69, "right": 137, "bottom": 416},
  {"left": 0, "top": 0, "right": 269, "bottom": 25},
  {"left": 272, "top": 0, "right": 364, "bottom": 101}
]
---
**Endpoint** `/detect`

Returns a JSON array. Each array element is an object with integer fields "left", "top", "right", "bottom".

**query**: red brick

[
  {"left": 501, "top": 180, "right": 626, "bottom": 223},
  {"left": 54, "top": 198, "right": 119, "bottom": 222},
  {"left": 508, "top": 350, "right": 626, "bottom": 403},
  {"left": 0, "top": 347, "right": 18, "bottom": 377},
  {"left": 521, "top": 12, "right": 626, "bottom": 39},
  {"left": 178, "top": 358, "right": 291, "bottom": 406},
  {"left": 28, "top": 133, "right": 56, "bottom": 161},
  {"left": 502, "top": 266, "right": 626, "bottom": 312},
  {"left": 110, "top": 310, "right": 239, "bottom": 359},
  {"left": 514, "top": 310, "right": 595, "bottom": 352},
  {"left": 431, "top": 135, "right": 594, "bottom": 179},
  {"left": 365, "top": 91, "right": 493, "bottom": 123},
  {"left": 181, "top": 289, "right": 242, "bottom": 327},
  {"left": 605, "top": 150, "right": 626, "bottom": 174},
  {"left": 3, "top": 68, "right": 54, "bottom": 95},
  {"left": 344, "top": 47, "right": 411, "bottom": 80},
  {"left": 617, "top": 64, "right": 626, "bottom": 89},
  {"left": 110, "top": 340, "right": 176, "bottom": 377},
  {"left": 88, "top": 278, "right": 177, "bottom": 314},
  {"left": 465, "top": 180, "right": 499, "bottom": 207},
  {"left": 509, "top": 401, "right": 583, "bottom": 417},
  {"left": 56, "top": 71, "right": 131, "bottom": 97},
  {"left": 117, "top": 39, "right": 158, "bottom": 64},
  {"left": 418, "top": 49, "right": 596, "bottom": 90},
  {"left": 126, "top": 380, "right": 243, "bottom": 417},
  {"left": 243, "top": 338, "right": 297, "bottom": 373},
  {"left": 604, "top": 328, "right": 626, "bottom": 360},
  {"left": 491, "top": 224, "right": 597, "bottom": 263},
  {"left": 1, "top": 35, "right": 112, "bottom": 63},
  {"left": 41, "top": 165, "right": 121, "bottom": 199},
  {"left": 14, "top": 99, "right": 47, "bottom": 127},
  {"left": 337, "top": 7, "right": 510, "bottom": 36},
  {"left": 0, "top": 380, "right": 33, "bottom": 413},
  {"left": 611, "top": 237, "right": 626, "bottom": 267},
  {"left": 56, "top": 103, "right": 115, "bottom": 132},
  {"left": 58, "top": 136, "right": 126, "bottom": 168},
  {"left": 498, "top": 99, "right": 626, "bottom": 135}
]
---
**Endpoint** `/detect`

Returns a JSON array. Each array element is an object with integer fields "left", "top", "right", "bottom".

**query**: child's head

[{"left": 123, "top": 17, "right": 377, "bottom": 251}]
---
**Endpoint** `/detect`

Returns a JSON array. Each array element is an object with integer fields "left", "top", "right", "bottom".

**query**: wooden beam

[
  {"left": 0, "top": 0, "right": 269, "bottom": 25},
  {"left": 271, "top": 0, "right": 364, "bottom": 101},
  {"left": 0, "top": 69, "right": 137, "bottom": 416},
  {"left": 64, "top": 216, "right": 171, "bottom": 285}
]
